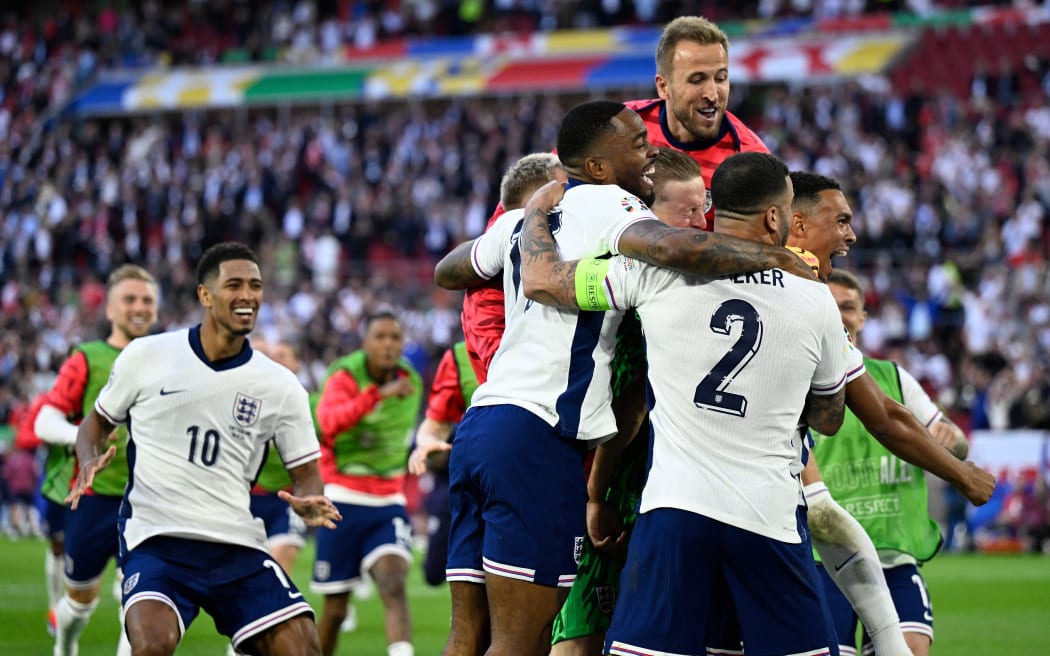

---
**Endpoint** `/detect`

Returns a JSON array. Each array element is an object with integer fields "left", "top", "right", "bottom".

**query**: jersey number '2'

[{"left": 693, "top": 299, "right": 762, "bottom": 417}]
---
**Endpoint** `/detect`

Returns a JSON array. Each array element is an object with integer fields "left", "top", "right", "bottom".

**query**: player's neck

[
  {"left": 365, "top": 360, "right": 396, "bottom": 383},
  {"left": 106, "top": 332, "right": 130, "bottom": 350},
  {"left": 199, "top": 318, "right": 247, "bottom": 362}
]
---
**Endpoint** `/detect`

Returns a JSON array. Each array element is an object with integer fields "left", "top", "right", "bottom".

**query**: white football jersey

[
  {"left": 600, "top": 260, "right": 851, "bottom": 543},
  {"left": 95, "top": 327, "right": 320, "bottom": 553},
  {"left": 468, "top": 182, "right": 658, "bottom": 441}
]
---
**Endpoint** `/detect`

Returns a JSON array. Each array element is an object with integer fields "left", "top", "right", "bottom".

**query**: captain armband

[{"left": 574, "top": 258, "right": 614, "bottom": 311}]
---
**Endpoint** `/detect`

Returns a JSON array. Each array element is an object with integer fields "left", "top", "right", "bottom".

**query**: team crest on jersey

[
  {"left": 595, "top": 585, "right": 616, "bottom": 614},
  {"left": 123, "top": 571, "right": 140, "bottom": 596},
  {"left": 704, "top": 189, "right": 713, "bottom": 215},
  {"left": 233, "top": 393, "right": 262, "bottom": 427},
  {"left": 573, "top": 536, "right": 584, "bottom": 565}
]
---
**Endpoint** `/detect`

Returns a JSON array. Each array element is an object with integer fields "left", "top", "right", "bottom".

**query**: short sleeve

[
  {"left": 470, "top": 209, "right": 523, "bottom": 280},
  {"left": 897, "top": 365, "right": 943, "bottom": 427},
  {"left": 94, "top": 341, "right": 143, "bottom": 424},
  {"left": 811, "top": 289, "right": 850, "bottom": 396},
  {"left": 272, "top": 381, "right": 321, "bottom": 469}
]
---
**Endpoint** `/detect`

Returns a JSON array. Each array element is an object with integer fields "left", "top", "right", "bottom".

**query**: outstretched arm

[
  {"left": 435, "top": 239, "right": 485, "bottom": 290},
  {"left": 517, "top": 180, "right": 816, "bottom": 310},
  {"left": 846, "top": 373, "right": 994, "bottom": 505},
  {"left": 281, "top": 460, "right": 341, "bottom": 529},
  {"left": 67, "top": 410, "right": 118, "bottom": 510},
  {"left": 804, "top": 387, "right": 846, "bottom": 436}
]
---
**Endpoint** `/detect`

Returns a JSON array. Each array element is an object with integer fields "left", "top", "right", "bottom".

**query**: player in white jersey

[
  {"left": 434, "top": 102, "right": 820, "bottom": 656},
  {"left": 66, "top": 242, "right": 341, "bottom": 656},
  {"left": 519, "top": 151, "right": 848, "bottom": 654}
]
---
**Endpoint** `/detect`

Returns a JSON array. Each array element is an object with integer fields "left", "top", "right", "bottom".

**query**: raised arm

[
  {"left": 846, "top": 372, "right": 994, "bottom": 505},
  {"left": 435, "top": 239, "right": 484, "bottom": 290},
  {"left": 517, "top": 180, "right": 815, "bottom": 310},
  {"left": 66, "top": 410, "right": 118, "bottom": 510}
]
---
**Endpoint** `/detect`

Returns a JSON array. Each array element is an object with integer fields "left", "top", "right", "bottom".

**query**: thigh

[
  {"left": 487, "top": 574, "right": 569, "bottom": 656},
  {"left": 311, "top": 503, "right": 366, "bottom": 594},
  {"left": 202, "top": 542, "right": 314, "bottom": 650},
  {"left": 64, "top": 494, "right": 122, "bottom": 587},
  {"left": 605, "top": 509, "right": 717, "bottom": 656},
  {"left": 446, "top": 408, "right": 488, "bottom": 585},
  {"left": 238, "top": 614, "right": 320, "bottom": 656},
  {"left": 476, "top": 406, "right": 587, "bottom": 588},
  {"left": 722, "top": 510, "right": 835, "bottom": 656},
  {"left": 44, "top": 498, "right": 67, "bottom": 542}
]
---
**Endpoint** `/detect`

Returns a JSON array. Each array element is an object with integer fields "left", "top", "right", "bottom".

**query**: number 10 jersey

[{"left": 94, "top": 326, "right": 320, "bottom": 554}]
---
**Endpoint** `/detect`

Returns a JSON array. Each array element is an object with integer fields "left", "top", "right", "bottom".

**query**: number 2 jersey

[
  {"left": 468, "top": 181, "right": 659, "bottom": 442},
  {"left": 94, "top": 326, "right": 320, "bottom": 553},
  {"left": 583, "top": 258, "right": 853, "bottom": 543}
]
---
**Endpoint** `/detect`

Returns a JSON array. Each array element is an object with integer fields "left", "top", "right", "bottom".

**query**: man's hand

[
  {"left": 587, "top": 500, "right": 628, "bottom": 554},
  {"left": 379, "top": 377, "right": 414, "bottom": 399},
  {"left": 955, "top": 462, "right": 996, "bottom": 506},
  {"left": 526, "top": 179, "right": 566, "bottom": 212},
  {"left": 278, "top": 490, "right": 342, "bottom": 529},
  {"left": 408, "top": 437, "right": 452, "bottom": 475},
  {"left": 65, "top": 445, "right": 116, "bottom": 510}
]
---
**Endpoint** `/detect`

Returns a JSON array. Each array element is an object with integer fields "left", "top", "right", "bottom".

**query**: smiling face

[
  {"left": 592, "top": 108, "right": 659, "bottom": 200},
  {"left": 199, "top": 259, "right": 263, "bottom": 337},
  {"left": 656, "top": 40, "right": 730, "bottom": 143},
  {"left": 106, "top": 278, "right": 157, "bottom": 346},
  {"left": 790, "top": 189, "right": 856, "bottom": 279}
]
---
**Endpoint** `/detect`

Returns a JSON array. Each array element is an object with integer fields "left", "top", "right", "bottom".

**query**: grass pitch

[{"left": 1, "top": 536, "right": 1047, "bottom": 654}]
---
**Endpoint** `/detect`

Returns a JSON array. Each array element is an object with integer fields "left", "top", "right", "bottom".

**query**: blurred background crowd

[{"left": 1, "top": 0, "right": 1049, "bottom": 546}]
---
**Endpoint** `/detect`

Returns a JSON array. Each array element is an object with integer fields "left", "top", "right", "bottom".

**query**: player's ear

[
  {"left": 790, "top": 210, "right": 806, "bottom": 238},
  {"left": 584, "top": 156, "right": 607, "bottom": 182},
  {"left": 197, "top": 283, "right": 212, "bottom": 308},
  {"left": 655, "top": 73, "right": 670, "bottom": 100},
  {"left": 764, "top": 205, "right": 779, "bottom": 235}
]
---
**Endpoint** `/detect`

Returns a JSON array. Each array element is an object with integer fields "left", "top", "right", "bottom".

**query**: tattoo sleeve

[
  {"left": 434, "top": 239, "right": 485, "bottom": 290},
  {"left": 804, "top": 387, "right": 846, "bottom": 436},
  {"left": 620, "top": 221, "right": 815, "bottom": 280},
  {"left": 519, "top": 202, "right": 583, "bottom": 310}
]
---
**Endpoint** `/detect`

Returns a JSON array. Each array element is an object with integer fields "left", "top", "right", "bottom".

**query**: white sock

[
  {"left": 54, "top": 595, "right": 98, "bottom": 656},
  {"left": 45, "top": 550, "right": 65, "bottom": 610},
  {"left": 804, "top": 483, "right": 911, "bottom": 656},
  {"left": 387, "top": 640, "right": 414, "bottom": 656}
]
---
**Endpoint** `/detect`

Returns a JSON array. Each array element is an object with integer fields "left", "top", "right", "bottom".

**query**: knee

[{"left": 129, "top": 630, "right": 179, "bottom": 656}]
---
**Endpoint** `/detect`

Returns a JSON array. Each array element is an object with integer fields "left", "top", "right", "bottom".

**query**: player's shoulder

[
  {"left": 625, "top": 98, "right": 662, "bottom": 116},
  {"left": 124, "top": 329, "right": 185, "bottom": 356},
  {"left": 725, "top": 111, "right": 769, "bottom": 153}
]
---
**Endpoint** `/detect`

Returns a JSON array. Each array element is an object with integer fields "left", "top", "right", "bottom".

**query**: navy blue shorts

[
  {"left": 605, "top": 507, "right": 836, "bottom": 656},
  {"left": 121, "top": 536, "right": 313, "bottom": 649},
  {"left": 445, "top": 404, "right": 587, "bottom": 588},
  {"left": 43, "top": 497, "right": 67, "bottom": 541},
  {"left": 818, "top": 562, "right": 933, "bottom": 654},
  {"left": 311, "top": 502, "right": 412, "bottom": 594},
  {"left": 249, "top": 492, "right": 307, "bottom": 548},
  {"left": 64, "top": 494, "right": 122, "bottom": 588}
]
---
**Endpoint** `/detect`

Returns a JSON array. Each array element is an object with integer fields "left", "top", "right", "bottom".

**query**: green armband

[{"left": 575, "top": 258, "right": 614, "bottom": 311}]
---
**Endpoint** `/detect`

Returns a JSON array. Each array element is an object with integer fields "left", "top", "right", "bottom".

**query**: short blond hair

[
  {"left": 653, "top": 148, "right": 702, "bottom": 187},
  {"left": 500, "top": 153, "right": 564, "bottom": 210},
  {"left": 656, "top": 16, "right": 730, "bottom": 78},
  {"left": 106, "top": 264, "right": 156, "bottom": 291}
]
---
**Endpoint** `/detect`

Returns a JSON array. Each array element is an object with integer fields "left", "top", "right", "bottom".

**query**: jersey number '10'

[
  {"left": 187, "top": 425, "right": 220, "bottom": 466},
  {"left": 694, "top": 299, "right": 763, "bottom": 417}
]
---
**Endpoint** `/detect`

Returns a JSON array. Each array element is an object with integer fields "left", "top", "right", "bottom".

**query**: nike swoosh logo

[
  {"left": 159, "top": 388, "right": 187, "bottom": 396},
  {"left": 288, "top": 591, "right": 303, "bottom": 599},
  {"left": 834, "top": 551, "right": 860, "bottom": 572}
]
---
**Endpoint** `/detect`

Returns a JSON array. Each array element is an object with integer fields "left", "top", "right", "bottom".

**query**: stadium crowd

[{"left": 2, "top": 1, "right": 1050, "bottom": 490}]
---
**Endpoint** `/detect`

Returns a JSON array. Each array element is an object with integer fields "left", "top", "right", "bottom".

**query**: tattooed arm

[
  {"left": 804, "top": 387, "right": 846, "bottom": 436},
  {"left": 616, "top": 220, "right": 816, "bottom": 280},
  {"left": 435, "top": 239, "right": 487, "bottom": 290},
  {"left": 518, "top": 181, "right": 816, "bottom": 309}
]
